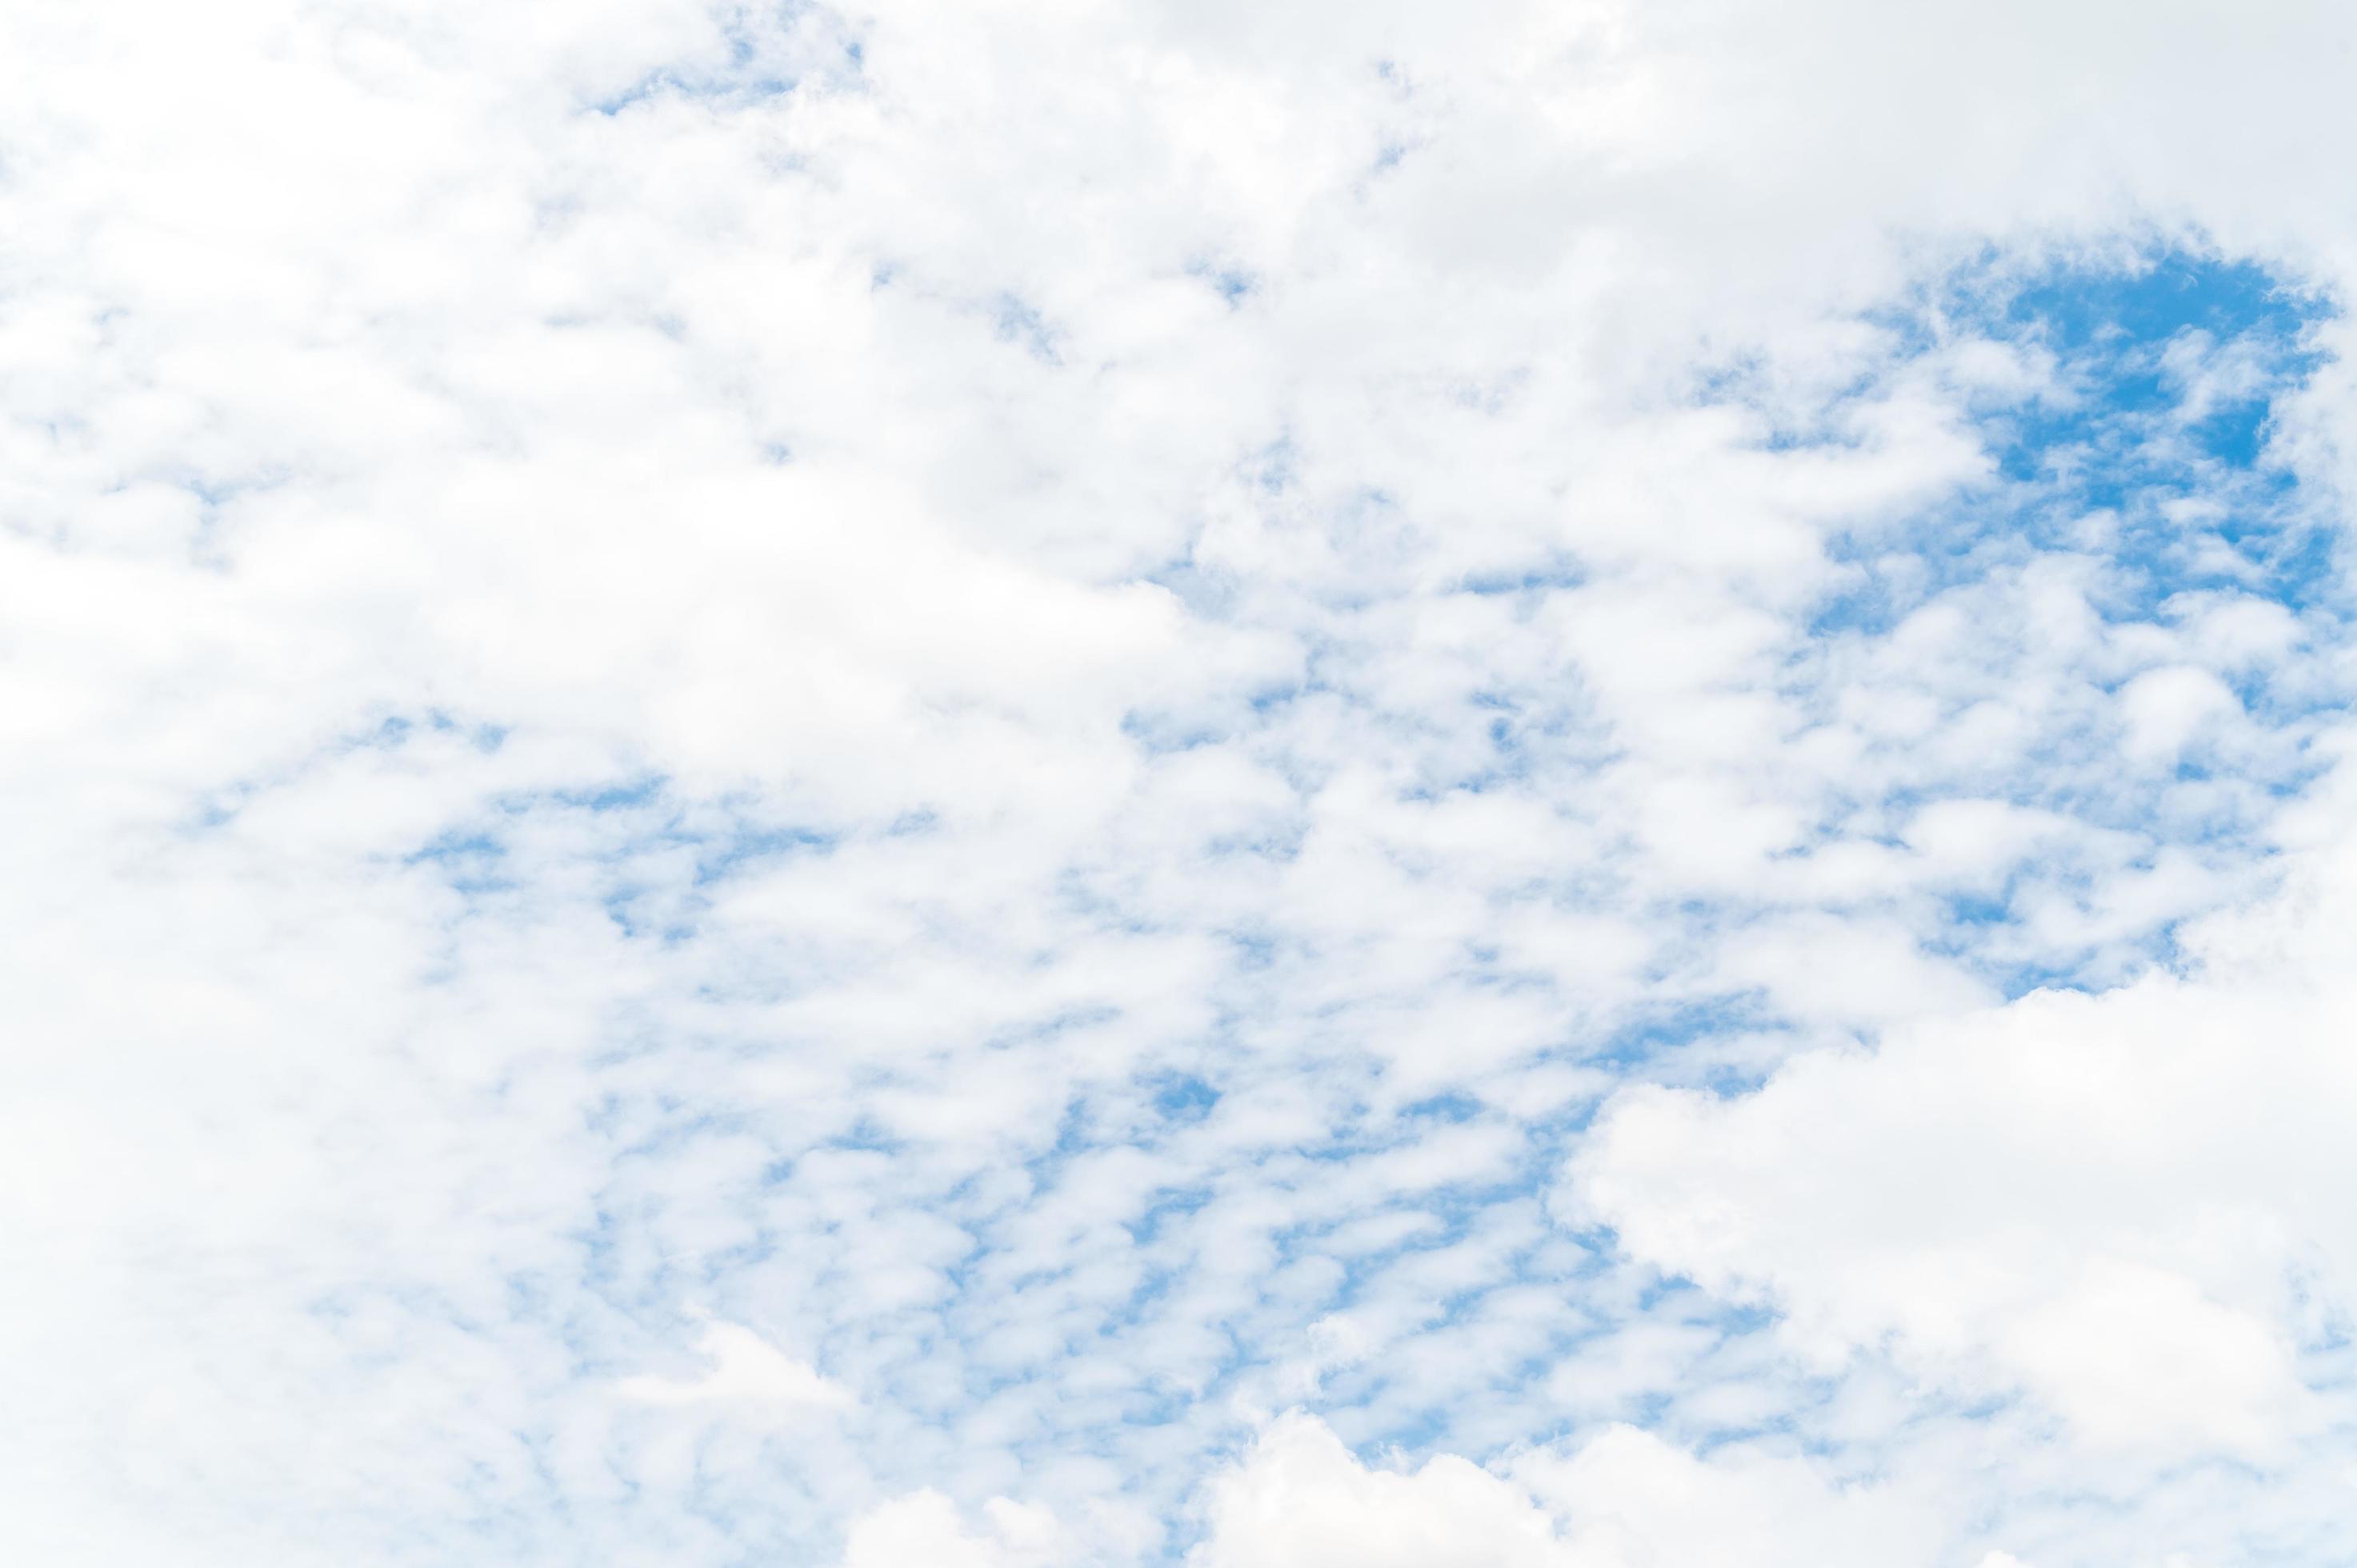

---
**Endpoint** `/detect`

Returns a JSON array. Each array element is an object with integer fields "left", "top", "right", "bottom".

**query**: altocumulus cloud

[{"left": 6, "top": 0, "right": 2357, "bottom": 1563}]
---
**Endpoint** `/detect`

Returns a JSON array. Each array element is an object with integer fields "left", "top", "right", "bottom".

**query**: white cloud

[
  {"left": 1574, "top": 766, "right": 2357, "bottom": 1464},
  {"left": 839, "top": 1491, "right": 1069, "bottom": 1568},
  {"left": 2117, "top": 665, "right": 2241, "bottom": 762},
  {"left": 1192, "top": 1413, "right": 1963, "bottom": 1568},
  {"left": 5, "top": 0, "right": 2357, "bottom": 1561},
  {"left": 1194, "top": 1414, "right": 1573, "bottom": 1568},
  {"left": 618, "top": 1321, "right": 853, "bottom": 1413}
]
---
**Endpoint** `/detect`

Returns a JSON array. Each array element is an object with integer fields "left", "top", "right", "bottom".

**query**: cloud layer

[{"left": 7, "top": 0, "right": 2357, "bottom": 1563}]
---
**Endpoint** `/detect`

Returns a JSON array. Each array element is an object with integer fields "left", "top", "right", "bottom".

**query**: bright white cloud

[
  {"left": 1192, "top": 1413, "right": 1963, "bottom": 1567},
  {"left": 618, "top": 1321, "right": 853, "bottom": 1412},
  {"left": 838, "top": 1490, "right": 1070, "bottom": 1568},
  {"left": 1575, "top": 780, "right": 2357, "bottom": 1468}
]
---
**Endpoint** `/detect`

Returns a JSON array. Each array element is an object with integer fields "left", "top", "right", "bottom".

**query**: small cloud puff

[
  {"left": 1189, "top": 1412, "right": 1964, "bottom": 1568},
  {"left": 618, "top": 1322, "right": 853, "bottom": 1414},
  {"left": 839, "top": 1491, "right": 1068, "bottom": 1568}
]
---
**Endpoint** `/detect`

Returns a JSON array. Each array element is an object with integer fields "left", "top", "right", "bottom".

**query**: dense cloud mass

[{"left": 6, "top": 1, "right": 2357, "bottom": 1562}]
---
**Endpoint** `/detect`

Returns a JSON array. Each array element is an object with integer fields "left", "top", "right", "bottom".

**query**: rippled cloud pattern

[{"left": 9, "top": 3, "right": 2357, "bottom": 1564}]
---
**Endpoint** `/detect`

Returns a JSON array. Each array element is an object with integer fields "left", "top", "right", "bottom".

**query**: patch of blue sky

[
  {"left": 1122, "top": 1187, "right": 1216, "bottom": 1250},
  {"left": 419, "top": 779, "right": 842, "bottom": 942},
  {"left": 1937, "top": 942, "right": 2141, "bottom": 1006},
  {"left": 584, "top": 4, "right": 862, "bottom": 116},
  {"left": 1398, "top": 1089, "right": 1484, "bottom": 1122},
  {"left": 1808, "top": 251, "right": 2335, "bottom": 640},
  {"left": 813, "top": 1116, "right": 905, "bottom": 1157},
  {"left": 1322, "top": 1384, "right": 1525, "bottom": 1461},
  {"left": 533, "top": 774, "right": 669, "bottom": 814},
  {"left": 1135, "top": 554, "right": 1246, "bottom": 623},
  {"left": 1185, "top": 256, "right": 1258, "bottom": 307},
  {"left": 1917, "top": 864, "right": 2247, "bottom": 1005},
  {"left": 177, "top": 708, "right": 483, "bottom": 835},
  {"left": 688, "top": 822, "right": 836, "bottom": 886},
  {"left": 1686, "top": 253, "right": 2355, "bottom": 1014},
  {"left": 990, "top": 292, "right": 1063, "bottom": 363},
  {"left": 1454, "top": 561, "right": 1590, "bottom": 597},
  {"left": 1567, "top": 989, "right": 1779, "bottom": 1070},
  {"left": 403, "top": 830, "right": 513, "bottom": 900},
  {"left": 1149, "top": 1073, "right": 1223, "bottom": 1123},
  {"left": 1121, "top": 678, "right": 1318, "bottom": 754},
  {"left": 2002, "top": 253, "right": 2322, "bottom": 365}
]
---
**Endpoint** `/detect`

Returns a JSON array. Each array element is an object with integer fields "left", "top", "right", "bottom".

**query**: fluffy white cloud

[
  {"left": 839, "top": 1491, "right": 1069, "bottom": 1568},
  {"left": 618, "top": 1320, "right": 853, "bottom": 1412},
  {"left": 1193, "top": 1413, "right": 1961, "bottom": 1567},
  {"left": 1575, "top": 754, "right": 2357, "bottom": 1473}
]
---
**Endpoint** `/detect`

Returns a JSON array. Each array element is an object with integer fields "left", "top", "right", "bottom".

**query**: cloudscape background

[{"left": 8, "top": 1, "right": 2357, "bottom": 1562}]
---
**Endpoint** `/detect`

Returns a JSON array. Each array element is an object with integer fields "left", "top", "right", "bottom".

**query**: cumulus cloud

[
  {"left": 618, "top": 1321, "right": 853, "bottom": 1412},
  {"left": 838, "top": 1491, "right": 1069, "bottom": 1568},
  {"left": 1575, "top": 766, "right": 2357, "bottom": 1470},
  {"left": 1192, "top": 1413, "right": 1959, "bottom": 1567}
]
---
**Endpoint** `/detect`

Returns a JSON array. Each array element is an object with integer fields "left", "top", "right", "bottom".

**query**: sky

[{"left": 7, "top": 2, "right": 2357, "bottom": 1563}]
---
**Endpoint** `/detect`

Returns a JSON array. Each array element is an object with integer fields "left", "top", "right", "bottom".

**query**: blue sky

[{"left": 9, "top": 3, "right": 2357, "bottom": 1565}]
